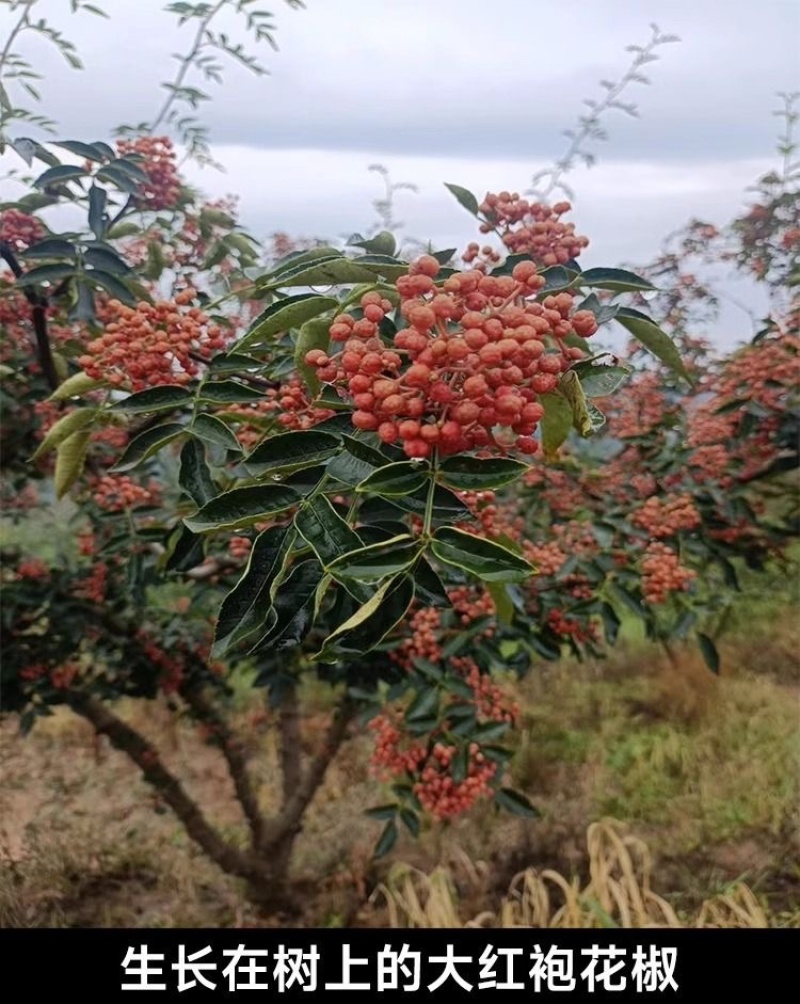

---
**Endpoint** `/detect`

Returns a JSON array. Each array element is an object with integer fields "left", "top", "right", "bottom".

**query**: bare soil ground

[{"left": 1, "top": 643, "right": 798, "bottom": 928}]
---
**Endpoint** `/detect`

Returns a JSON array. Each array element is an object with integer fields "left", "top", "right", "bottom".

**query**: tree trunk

[
  {"left": 67, "top": 687, "right": 355, "bottom": 917},
  {"left": 245, "top": 836, "right": 299, "bottom": 914}
]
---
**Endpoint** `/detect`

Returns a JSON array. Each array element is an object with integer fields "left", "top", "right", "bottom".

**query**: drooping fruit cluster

[
  {"left": 368, "top": 715, "right": 499, "bottom": 820},
  {"left": 547, "top": 608, "right": 598, "bottom": 643},
  {"left": 79, "top": 292, "right": 228, "bottom": 391},
  {"left": 456, "top": 658, "right": 519, "bottom": 724},
  {"left": 632, "top": 494, "right": 701, "bottom": 538},
  {"left": 477, "top": 194, "right": 589, "bottom": 265},
  {"left": 686, "top": 444, "right": 731, "bottom": 483},
  {"left": 305, "top": 255, "right": 598, "bottom": 458},
  {"left": 641, "top": 542, "right": 697, "bottom": 604},
  {"left": 115, "top": 136, "right": 182, "bottom": 211},
  {"left": 687, "top": 331, "right": 800, "bottom": 480},
  {"left": 413, "top": 741, "right": 498, "bottom": 819}
]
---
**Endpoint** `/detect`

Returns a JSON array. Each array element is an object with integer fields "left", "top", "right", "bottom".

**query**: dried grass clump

[{"left": 372, "top": 820, "right": 772, "bottom": 929}]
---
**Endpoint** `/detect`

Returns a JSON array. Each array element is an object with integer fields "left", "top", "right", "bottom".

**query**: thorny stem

[
  {"left": 149, "top": 0, "right": 228, "bottom": 134},
  {"left": 0, "top": 1, "right": 34, "bottom": 78},
  {"left": 529, "top": 23, "right": 679, "bottom": 201},
  {"left": 367, "top": 163, "right": 417, "bottom": 236}
]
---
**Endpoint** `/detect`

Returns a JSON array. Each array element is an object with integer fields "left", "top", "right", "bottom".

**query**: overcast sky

[{"left": 3, "top": 0, "right": 799, "bottom": 347}]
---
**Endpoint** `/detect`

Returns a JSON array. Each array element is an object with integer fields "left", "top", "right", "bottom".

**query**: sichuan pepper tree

[{"left": 1, "top": 129, "right": 696, "bottom": 906}]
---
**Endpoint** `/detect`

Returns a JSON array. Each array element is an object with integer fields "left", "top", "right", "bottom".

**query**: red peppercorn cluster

[
  {"left": 91, "top": 474, "right": 159, "bottom": 512},
  {"left": 632, "top": 494, "right": 701, "bottom": 538},
  {"left": 227, "top": 381, "right": 336, "bottom": 450},
  {"left": 0, "top": 207, "right": 45, "bottom": 253},
  {"left": 16, "top": 558, "right": 50, "bottom": 580},
  {"left": 369, "top": 713, "right": 426, "bottom": 778},
  {"left": 413, "top": 741, "right": 497, "bottom": 819},
  {"left": 641, "top": 542, "right": 696, "bottom": 604},
  {"left": 456, "top": 659, "right": 519, "bottom": 724},
  {"left": 273, "top": 377, "right": 337, "bottom": 430},
  {"left": 477, "top": 195, "right": 589, "bottom": 266},
  {"left": 603, "top": 372, "right": 673, "bottom": 441},
  {"left": 522, "top": 464, "right": 587, "bottom": 517},
  {"left": 448, "top": 587, "right": 496, "bottom": 628},
  {"left": 455, "top": 489, "right": 499, "bottom": 534},
  {"left": 547, "top": 609, "right": 598, "bottom": 643},
  {"left": 305, "top": 255, "right": 598, "bottom": 458},
  {"left": 79, "top": 292, "right": 227, "bottom": 391},
  {"left": 391, "top": 606, "right": 443, "bottom": 666},
  {"left": 0, "top": 208, "right": 45, "bottom": 251},
  {"left": 629, "top": 473, "right": 659, "bottom": 499},
  {"left": 390, "top": 585, "right": 498, "bottom": 670},
  {"left": 686, "top": 445, "right": 730, "bottom": 483},
  {"left": 462, "top": 242, "right": 502, "bottom": 269},
  {"left": 369, "top": 715, "right": 498, "bottom": 819},
  {"left": 90, "top": 425, "right": 131, "bottom": 459},
  {"left": 116, "top": 136, "right": 182, "bottom": 211},
  {"left": 524, "top": 540, "right": 567, "bottom": 576}
]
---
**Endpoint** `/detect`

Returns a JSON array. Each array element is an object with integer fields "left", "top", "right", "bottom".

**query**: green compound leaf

[
  {"left": 316, "top": 573, "right": 415, "bottom": 661},
  {"left": 111, "top": 423, "right": 186, "bottom": 472},
  {"left": 232, "top": 294, "right": 338, "bottom": 351},
  {"left": 356, "top": 461, "right": 431, "bottom": 498},
  {"left": 246, "top": 429, "right": 340, "bottom": 477},
  {"left": 431, "top": 527, "right": 534, "bottom": 584},
  {"left": 438, "top": 455, "right": 528, "bottom": 491},
  {"left": 327, "top": 534, "right": 420, "bottom": 583},
  {"left": 184, "top": 485, "right": 300, "bottom": 533}
]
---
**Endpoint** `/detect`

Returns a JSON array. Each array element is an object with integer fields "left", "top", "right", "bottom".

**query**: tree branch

[
  {"left": 181, "top": 682, "right": 266, "bottom": 849},
  {"left": 67, "top": 691, "right": 264, "bottom": 884},
  {"left": 281, "top": 694, "right": 354, "bottom": 835}
]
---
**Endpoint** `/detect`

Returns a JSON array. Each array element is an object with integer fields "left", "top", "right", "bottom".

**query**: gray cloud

[
  {"left": 10, "top": 0, "right": 798, "bottom": 164},
  {"left": 2, "top": 0, "right": 794, "bottom": 350}
]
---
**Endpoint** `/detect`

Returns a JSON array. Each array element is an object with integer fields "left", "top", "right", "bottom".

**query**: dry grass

[{"left": 371, "top": 820, "right": 782, "bottom": 929}]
